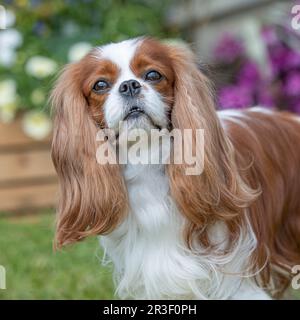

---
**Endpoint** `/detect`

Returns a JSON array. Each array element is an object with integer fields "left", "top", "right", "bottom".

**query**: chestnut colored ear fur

[
  {"left": 166, "top": 45, "right": 259, "bottom": 248},
  {"left": 51, "top": 61, "right": 128, "bottom": 248}
]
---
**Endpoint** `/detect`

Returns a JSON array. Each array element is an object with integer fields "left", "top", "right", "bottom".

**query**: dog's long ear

[
  {"left": 51, "top": 61, "right": 128, "bottom": 248},
  {"left": 166, "top": 45, "right": 258, "bottom": 247}
]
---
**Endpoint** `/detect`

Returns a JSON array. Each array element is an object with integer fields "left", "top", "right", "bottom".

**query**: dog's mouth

[
  {"left": 124, "top": 106, "right": 145, "bottom": 120},
  {"left": 121, "top": 105, "right": 162, "bottom": 131}
]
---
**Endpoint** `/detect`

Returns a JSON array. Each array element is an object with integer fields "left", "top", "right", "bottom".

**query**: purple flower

[
  {"left": 262, "top": 23, "right": 300, "bottom": 71},
  {"left": 214, "top": 33, "right": 245, "bottom": 63},
  {"left": 257, "top": 86, "right": 275, "bottom": 108},
  {"left": 289, "top": 98, "right": 300, "bottom": 114},
  {"left": 268, "top": 45, "right": 289, "bottom": 75},
  {"left": 215, "top": 27, "right": 300, "bottom": 113},
  {"left": 284, "top": 50, "right": 300, "bottom": 70},
  {"left": 237, "top": 61, "right": 261, "bottom": 88},
  {"left": 261, "top": 26, "right": 279, "bottom": 47},
  {"left": 218, "top": 85, "right": 254, "bottom": 109},
  {"left": 284, "top": 72, "right": 300, "bottom": 97}
]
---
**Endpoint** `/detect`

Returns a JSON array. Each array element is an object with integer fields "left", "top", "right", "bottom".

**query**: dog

[{"left": 51, "top": 37, "right": 300, "bottom": 299}]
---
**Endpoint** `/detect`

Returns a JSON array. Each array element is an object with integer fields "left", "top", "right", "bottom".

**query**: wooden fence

[{"left": 0, "top": 118, "right": 57, "bottom": 214}]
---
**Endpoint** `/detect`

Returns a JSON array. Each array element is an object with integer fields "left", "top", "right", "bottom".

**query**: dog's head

[{"left": 51, "top": 37, "right": 255, "bottom": 248}]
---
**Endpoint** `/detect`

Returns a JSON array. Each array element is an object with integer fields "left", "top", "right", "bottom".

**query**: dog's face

[{"left": 81, "top": 38, "right": 175, "bottom": 133}]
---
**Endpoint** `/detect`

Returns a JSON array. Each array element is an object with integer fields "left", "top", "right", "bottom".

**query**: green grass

[
  {"left": 0, "top": 212, "right": 115, "bottom": 299},
  {"left": 0, "top": 212, "right": 299, "bottom": 300}
]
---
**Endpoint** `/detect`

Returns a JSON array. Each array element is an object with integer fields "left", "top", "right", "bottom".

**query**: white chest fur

[{"left": 100, "top": 163, "right": 270, "bottom": 299}]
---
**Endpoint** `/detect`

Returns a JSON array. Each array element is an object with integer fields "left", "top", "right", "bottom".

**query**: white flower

[
  {"left": 68, "top": 42, "right": 92, "bottom": 62},
  {"left": 0, "top": 79, "right": 17, "bottom": 107},
  {"left": 22, "top": 111, "right": 52, "bottom": 140},
  {"left": 0, "top": 48, "right": 17, "bottom": 67},
  {"left": 30, "top": 89, "right": 46, "bottom": 105},
  {"left": 0, "top": 102, "right": 17, "bottom": 123},
  {"left": 0, "top": 79, "right": 18, "bottom": 123},
  {"left": 25, "top": 56, "right": 58, "bottom": 79},
  {"left": 0, "top": 29, "right": 23, "bottom": 49},
  {"left": 0, "top": 29, "right": 22, "bottom": 67},
  {"left": 6, "top": 10, "right": 16, "bottom": 28},
  {"left": 0, "top": 28, "right": 22, "bottom": 67}
]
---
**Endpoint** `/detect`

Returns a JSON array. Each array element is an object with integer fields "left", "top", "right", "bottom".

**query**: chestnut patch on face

[
  {"left": 81, "top": 56, "right": 120, "bottom": 127},
  {"left": 130, "top": 38, "right": 175, "bottom": 107}
]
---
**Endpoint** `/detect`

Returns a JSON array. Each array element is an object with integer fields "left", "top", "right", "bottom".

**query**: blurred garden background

[{"left": 0, "top": 0, "right": 300, "bottom": 299}]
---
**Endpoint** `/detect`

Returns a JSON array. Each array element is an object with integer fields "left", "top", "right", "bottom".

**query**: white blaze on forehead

[
  {"left": 96, "top": 38, "right": 141, "bottom": 82},
  {"left": 95, "top": 39, "right": 143, "bottom": 129}
]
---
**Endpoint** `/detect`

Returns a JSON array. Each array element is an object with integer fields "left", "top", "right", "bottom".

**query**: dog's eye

[
  {"left": 144, "top": 70, "right": 162, "bottom": 82},
  {"left": 93, "top": 80, "right": 110, "bottom": 93}
]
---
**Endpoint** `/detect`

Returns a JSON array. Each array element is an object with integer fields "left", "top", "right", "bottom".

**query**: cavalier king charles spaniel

[{"left": 51, "top": 37, "right": 300, "bottom": 299}]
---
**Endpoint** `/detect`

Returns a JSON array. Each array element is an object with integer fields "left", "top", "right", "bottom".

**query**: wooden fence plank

[
  {"left": 0, "top": 182, "right": 58, "bottom": 212},
  {"left": 0, "top": 118, "right": 58, "bottom": 214},
  {"left": 0, "top": 150, "right": 56, "bottom": 183},
  {"left": 0, "top": 118, "right": 51, "bottom": 148}
]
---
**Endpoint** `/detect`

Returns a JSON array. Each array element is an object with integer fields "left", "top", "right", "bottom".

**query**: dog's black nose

[{"left": 119, "top": 79, "right": 141, "bottom": 97}]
